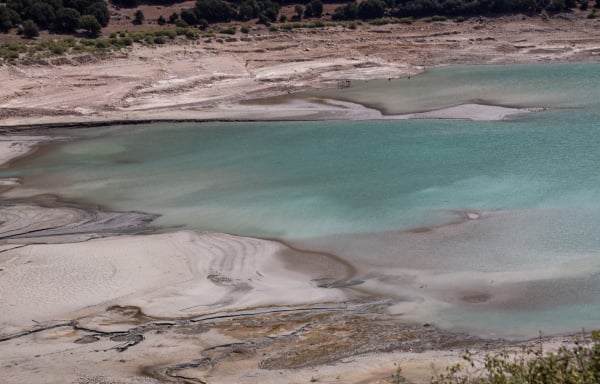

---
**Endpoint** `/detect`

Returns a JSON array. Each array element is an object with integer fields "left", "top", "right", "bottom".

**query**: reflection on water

[{"left": 3, "top": 63, "right": 600, "bottom": 338}]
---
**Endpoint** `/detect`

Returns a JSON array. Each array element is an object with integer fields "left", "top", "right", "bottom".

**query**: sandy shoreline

[
  {"left": 2, "top": 13, "right": 600, "bottom": 384},
  {"left": 2, "top": 13, "right": 600, "bottom": 127},
  {"left": 0, "top": 140, "right": 594, "bottom": 383}
]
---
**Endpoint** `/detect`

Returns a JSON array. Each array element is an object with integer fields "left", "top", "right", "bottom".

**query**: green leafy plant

[{"left": 420, "top": 331, "right": 600, "bottom": 384}]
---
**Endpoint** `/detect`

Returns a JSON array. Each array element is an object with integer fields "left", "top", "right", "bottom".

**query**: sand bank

[
  {"left": 3, "top": 13, "right": 600, "bottom": 127},
  {"left": 0, "top": 135, "right": 55, "bottom": 168},
  {"left": 0, "top": 231, "right": 349, "bottom": 330},
  {"left": 241, "top": 97, "right": 533, "bottom": 120}
]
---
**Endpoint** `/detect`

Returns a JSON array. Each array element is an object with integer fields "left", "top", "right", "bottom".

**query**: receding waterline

[{"left": 4, "top": 63, "right": 600, "bottom": 338}]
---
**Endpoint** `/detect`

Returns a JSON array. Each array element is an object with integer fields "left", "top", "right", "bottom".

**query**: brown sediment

[
  {"left": 0, "top": 194, "right": 158, "bottom": 242},
  {"left": 0, "top": 300, "right": 507, "bottom": 384},
  {"left": 267, "top": 237, "right": 359, "bottom": 287}
]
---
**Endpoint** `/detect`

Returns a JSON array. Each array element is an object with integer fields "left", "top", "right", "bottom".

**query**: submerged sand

[{"left": 2, "top": 12, "right": 600, "bottom": 384}]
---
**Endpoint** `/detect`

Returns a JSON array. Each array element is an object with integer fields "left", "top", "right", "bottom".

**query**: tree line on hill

[
  {"left": 0, "top": 0, "right": 108, "bottom": 36},
  {"left": 0, "top": 0, "right": 589, "bottom": 39},
  {"left": 160, "top": 0, "right": 583, "bottom": 27}
]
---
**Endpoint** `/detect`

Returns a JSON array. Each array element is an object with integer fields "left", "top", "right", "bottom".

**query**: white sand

[
  {"left": 0, "top": 231, "right": 348, "bottom": 329},
  {"left": 0, "top": 135, "right": 54, "bottom": 168},
  {"left": 401, "top": 103, "right": 534, "bottom": 120},
  {"left": 236, "top": 98, "right": 532, "bottom": 121}
]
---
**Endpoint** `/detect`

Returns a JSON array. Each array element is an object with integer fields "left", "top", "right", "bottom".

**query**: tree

[
  {"left": 133, "top": 9, "right": 144, "bottom": 24},
  {"left": 261, "top": 0, "right": 279, "bottom": 21},
  {"left": 112, "top": 0, "right": 138, "bottom": 7},
  {"left": 309, "top": 0, "right": 323, "bottom": 17},
  {"left": 546, "top": 0, "right": 566, "bottom": 10},
  {"left": 238, "top": 1, "right": 255, "bottom": 20},
  {"left": 157, "top": 15, "right": 166, "bottom": 25},
  {"left": 79, "top": 14, "right": 100, "bottom": 35},
  {"left": 168, "top": 12, "right": 179, "bottom": 23},
  {"left": 22, "top": 19, "right": 39, "bottom": 38},
  {"left": 195, "top": 0, "right": 235, "bottom": 22},
  {"left": 29, "top": 2, "right": 56, "bottom": 29},
  {"left": 56, "top": 7, "right": 80, "bottom": 32},
  {"left": 294, "top": 4, "right": 303, "bottom": 19},
  {"left": 357, "top": 0, "right": 385, "bottom": 19},
  {"left": 304, "top": 3, "right": 313, "bottom": 17},
  {"left": 180, "top": 8, "right": 197, "bottom": 25},
  {"left": 85, "top": 2, "right": 109, "bottom": 27},
  {"left": 0, "top": 7, "right": 17, "bottom": 32},
  {"left": 332, "top": 2, "right": 358, "bottom": 20}
]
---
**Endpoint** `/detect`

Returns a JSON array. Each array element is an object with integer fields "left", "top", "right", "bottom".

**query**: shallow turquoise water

[
  {"left": 305, "top": 62, "right": 600, "bottom": 113},
  {"left": 4, "top": 63, "right": 600, "bottom": 338}
]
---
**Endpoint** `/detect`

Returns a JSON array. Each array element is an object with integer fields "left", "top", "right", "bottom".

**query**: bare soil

[{"left": 2, "top": 11, "right": 600, "bottom": 126}]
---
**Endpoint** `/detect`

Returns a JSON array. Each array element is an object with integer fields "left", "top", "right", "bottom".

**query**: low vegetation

[
  {"left": 393, "top": 331, "right": 600, "bottom": 384},
  {"left": 0, "top": 27, "right": 215, "bottom": 62}
]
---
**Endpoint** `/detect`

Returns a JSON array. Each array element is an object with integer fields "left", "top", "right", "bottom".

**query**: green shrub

[
  {"left": 95, "top": 39, "right": 110, "bottom": 49},
  {"left": 79, "top": 14, "right": 101, "bottom": 36},
  {"left": 47, "top": 40, "right": 68, "bottom": 54},
  {"left": 185, "top": 29, "right": 198, "bottom": 39},
  {"left": 395, "top": 331, "right": 600, "bottom": 384},
  {"left": 241, "top": 24, "right": 250, "bottom": 33},
  {"left": 219, "top": 26, "right": 236, "bottom": 34},
  {"left": 119, "top": 36, "right": 133, "bottom": 46},
  {"left": 175, "top": 19, "right": 189, "bottom": 28},
  {"left": 80, "top": 38, "right": 95, "bottom": 46},
  {"left": 22, "top": 19, "right": 39, "bottom": 38},
  {"left": 131, "top": 32, "right": 144, "bottom": 42},
  {"left": 167, "top": 29, "right": 177, "bottom": 39},
  {"left": 0, "top": 49, "right": 20, "bottom": 61},
  {"left": 175, "top": 27, "right": 188, "bottom": 35},
  {"left": 369, "top": 17, "right": 413, "bottom": 25}
]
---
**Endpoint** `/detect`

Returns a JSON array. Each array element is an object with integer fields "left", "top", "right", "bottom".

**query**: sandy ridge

[{"left": 0, "top": 231, "right": 349, "bottom": 330}]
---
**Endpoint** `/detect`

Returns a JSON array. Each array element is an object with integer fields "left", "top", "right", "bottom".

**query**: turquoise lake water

[{"left": 4, "top": 63, "right": 600, "bottom": 338}]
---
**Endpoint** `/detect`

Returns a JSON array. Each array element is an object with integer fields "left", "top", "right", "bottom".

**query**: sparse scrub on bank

[
  {"left": 392, "top": 331, "right": 600, "bottom": 384},
  {"left": 277, "top": 20, "right": 347, "bottom": 30},
  {"left": 219, "top": 25, "right": 237, "bottom": 34},
  {"left": 369, "top": 17, "right": 414, "bottom": 25},
  {"left": 0, "top": 28, "right": 203, "bottom": 63},
  {"left": 424, "top": 15, "right": 448, "bottom": 22}
]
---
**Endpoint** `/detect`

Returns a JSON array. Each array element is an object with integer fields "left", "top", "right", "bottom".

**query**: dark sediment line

[{"left": 0, "top": 195, "right": 158, "bottom": 242}]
